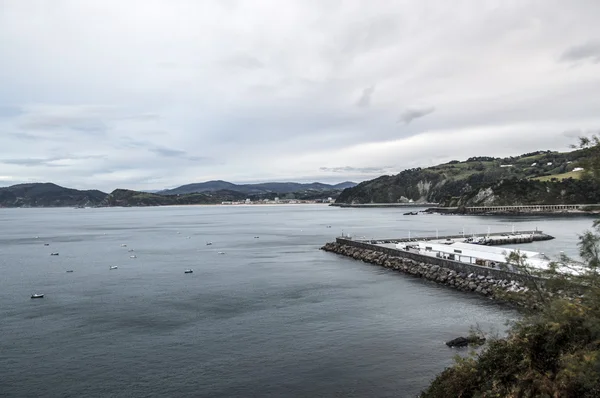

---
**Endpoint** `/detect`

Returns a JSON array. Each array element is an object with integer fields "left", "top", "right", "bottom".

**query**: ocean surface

[{"left": 0, "top": 205, "right": 596, "bottom": 397}]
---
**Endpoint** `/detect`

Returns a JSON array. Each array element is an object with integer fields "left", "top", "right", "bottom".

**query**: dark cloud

[
  {"left": 560, "top": 41, "right": 600, "bottom": 63},
  {"left": 147, "top": 145, "right": 212, "bottom": 163},
  {"left": 356, "top": 86, "right": 375, "bottom": 108},
  {"left": 148, "top": 146, "right": 188, "bottom": 157},
  {"left": 397, "top": 107, "right": 435, "bottom": 124}
]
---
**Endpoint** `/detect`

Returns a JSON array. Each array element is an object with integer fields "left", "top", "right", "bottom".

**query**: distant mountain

[
  {"left": 332, "top": 181, "right": 358, "bottom": 190},
  {"left": 0, "top": 183, "right": 107, "bottom": 208},
  {"left": 158, "top": 180, "right": 357, "bottom": 195},
  {"left": 102, "top": 189, "right": 248, "bottom": 207}
]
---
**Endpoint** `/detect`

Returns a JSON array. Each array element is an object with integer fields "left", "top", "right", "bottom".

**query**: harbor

[
  {"left": 357, "top": 229, "right": 554, "bottom": 246},
  {"left": 321, "top": 229, "right": 569, "bottom": 308}
]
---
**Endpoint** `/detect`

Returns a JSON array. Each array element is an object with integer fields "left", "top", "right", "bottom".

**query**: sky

[{"left": 1, "top": 0, "right": 600, "bottom": 192}]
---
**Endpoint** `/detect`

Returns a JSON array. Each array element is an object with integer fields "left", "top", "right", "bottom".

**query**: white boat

[
  {"left": 130, "top": 255, "right": 137, "bottom": 258},
  {"left": 31, "top": 293, "right": 44, "bottom": 299},
  {"left": 184, "top": 269, "right": 193, "bottom": 274},
  {"left": 217, "top": 251, "right": 225, "bottom": 255},
  {"left": 120, "top": 244, "right": 127, "bottom": 247},
  {"left": 110, "top": 266, "right": 118, "bottom": 270}
]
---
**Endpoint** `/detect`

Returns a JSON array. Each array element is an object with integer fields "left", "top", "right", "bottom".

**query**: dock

[{"left": 356, "top": 230, "right": 554, "bottom": 246}]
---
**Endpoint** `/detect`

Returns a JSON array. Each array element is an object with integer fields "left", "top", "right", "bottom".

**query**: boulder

[
  {"left": 446, "top": 336, "right": 487, "bottom": 348},
  {"left": 445, "top": 337, "right": 469, "bottom": 348}
]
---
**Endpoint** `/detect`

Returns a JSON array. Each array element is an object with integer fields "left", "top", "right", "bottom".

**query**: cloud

[
  {"left": 16, "top": 105, "right": 113, "bottom": 134},
  {"left": 0, "top": 1, "right": 599, "bottom": 191},
  {"left": 356, "top": 86, "right": 375, "bottom": 108},
  {"left": 148, "top": 146, "right": 187, "bottom": 157},
  {"left": 223, "top": 54, "right": 265, "bottom": 69},
  {"left": 560, "top": 41, "right": 600, "bottom": 64},
  {"left": 563, "top": 128, "right": 600, "bottom": 140},
  {"left": 0, "top": 154, "right": 106, "bottom": 167},
  {"left": 319, "top": 166, "right": 392, "bottom": 174},
  {"left": 398, "top": 107, "right": 435, "bottom": 124}
]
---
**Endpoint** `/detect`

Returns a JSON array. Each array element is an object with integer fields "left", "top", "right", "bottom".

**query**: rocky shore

[{"left": 321, "top": 242, "right": 541, "bottom": 309}]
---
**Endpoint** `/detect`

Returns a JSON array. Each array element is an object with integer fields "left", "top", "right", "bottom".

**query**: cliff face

[
  {"left": 0, "top": 183, "right": 107, "bottom": 207},
  {"left": 336, "top": 149, "right": 596, "bottom": 205},
  {"left": 449, "top": 178, "right": 600, "bottom": 207}
]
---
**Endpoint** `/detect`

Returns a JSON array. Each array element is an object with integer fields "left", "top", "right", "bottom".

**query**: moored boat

[
  {"left": 184, "top": 269, "right": 193, "bottom": 273},
  {"left": 31, "top": 294, "right": 44, "bottom": 299}
]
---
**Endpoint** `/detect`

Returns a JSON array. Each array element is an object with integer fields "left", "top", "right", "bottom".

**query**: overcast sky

[{"left": 1, "top": 0, "right": 600, "bottom": 192}]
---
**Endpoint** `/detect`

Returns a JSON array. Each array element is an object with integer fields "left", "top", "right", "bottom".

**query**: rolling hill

[
  {"left": 158, "top": 180, "right": 356, "bottom": 195},
  {"left": 336, "top": 149, "right": 599, "bottom": 206},
  {"left": 0, "top": 183, "right": 107, "bottom": 208}
]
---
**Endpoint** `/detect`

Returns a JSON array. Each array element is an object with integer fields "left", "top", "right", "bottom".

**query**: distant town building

[
  {"left": 500, "top": 164, "right": 513, "bottom": 168},
  {"left": 573, "top": 167, "right": 584, "bottom": 172},
  {"left": 531, "top": 162, "right": 537, "bottom": 166}
]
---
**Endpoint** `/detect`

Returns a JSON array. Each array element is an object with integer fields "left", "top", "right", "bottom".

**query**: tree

[
  {"left": 421, "top": 216, "right": 600, "bottom": 397},
  {"left": 574, "top": 134, "right": 600, "bottom": 183}
]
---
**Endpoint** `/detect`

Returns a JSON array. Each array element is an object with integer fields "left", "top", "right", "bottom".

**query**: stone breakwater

[{"left": 321, "top": 242, "right": 540, "bottom": 309}]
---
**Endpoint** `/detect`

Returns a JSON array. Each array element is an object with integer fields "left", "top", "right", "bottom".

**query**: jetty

[
  {"left": 426, "top": 204, "right": 600, "bottom": 215},
  {"left": 321, "top": 229, "right": 557, "bottom": 309},
  {"left": 331, "top": 203, "right": 437, "bottom": 208},
  {"left": 361, "top": 230, "right": 553, "bottom": 246}
]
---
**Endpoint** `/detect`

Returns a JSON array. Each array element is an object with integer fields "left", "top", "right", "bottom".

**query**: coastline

[{"left": 331, "top": 203, "right": 600, "bottom": 216}]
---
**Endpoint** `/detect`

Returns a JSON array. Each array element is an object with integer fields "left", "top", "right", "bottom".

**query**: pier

[
  {"left": 356, "top": 230, "right": 554, "bottom": 246},
  {"left": 427, "top": 204, "right": 600, "bottom": 215},
  {"left": 321, "top": 231, "right": 559, "bottom": 308}
]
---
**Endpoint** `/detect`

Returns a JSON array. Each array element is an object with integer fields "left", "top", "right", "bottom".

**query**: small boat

[
  {"left": 50, "top": 252, "right": 59, "bottom": 256},
  {"left": 184, "top": 269, "right": 193, "bottom": 274},
  {"left": 66, "top": 270, "right": 74, "bottom": 273},
  {"left": 44, "top": 243, "right": 50, "bottom": 246},
  {"left": 206, "top": 242, "right": 213, "bottom": 246},
  {"left": 217, "top": 251, "right": 225, "bottom": 255},
  {"left": 254, "top": 236, "right": 260, "bottom": 239},
  {"left": 110, "top": 266, "right": 118, "bottom": 270},
  {"left": 120, "top": 244, "right": 127, "bottom": 247},
  {"left": 31, "top": 294, "right": 44, "bottom": 299},
  {"left": 130, "top": 255, "right": 137, "bottom": 259}
]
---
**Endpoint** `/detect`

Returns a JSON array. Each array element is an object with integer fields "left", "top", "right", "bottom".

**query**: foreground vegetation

[{"left": 421, "top": 137, "right": 600, "bottom": 397}]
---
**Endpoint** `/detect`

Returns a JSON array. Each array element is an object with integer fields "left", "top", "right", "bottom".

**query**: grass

[{"left": 533, "top": 170, "right": 583, "bottom": 181}]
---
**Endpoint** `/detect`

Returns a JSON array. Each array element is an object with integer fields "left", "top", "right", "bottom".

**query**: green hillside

[{"left": 336, "top": 149, "right": 598, "bottom": 206}]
